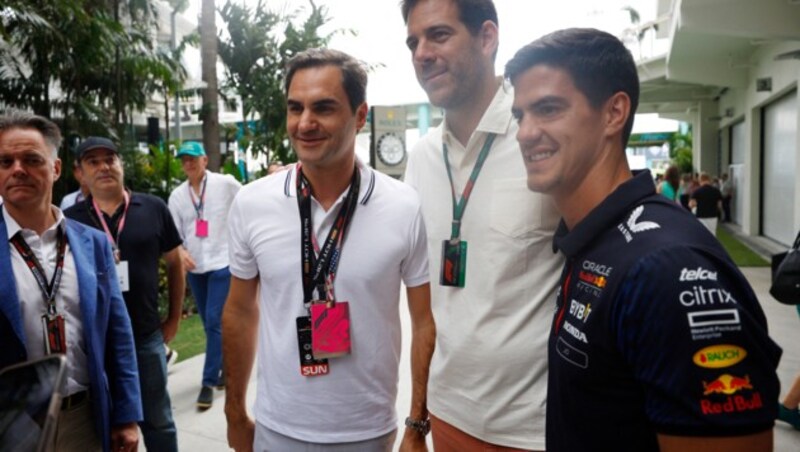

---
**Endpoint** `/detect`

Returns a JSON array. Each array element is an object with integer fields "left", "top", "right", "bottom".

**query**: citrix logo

[{"left": 680, "top": 285, "right": 737, "bottom": 307}]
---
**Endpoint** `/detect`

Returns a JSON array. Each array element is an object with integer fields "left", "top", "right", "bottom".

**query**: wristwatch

[{"left": 405, "top": 416, "right": 431, "bottom": 435}]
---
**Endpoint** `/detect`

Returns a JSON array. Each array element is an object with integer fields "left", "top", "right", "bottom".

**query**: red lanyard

[
  {"left": 9, "top": 226, "right": 68, "bottom": 315},
  {"left": 91, "top": 191, "right": 130, "bottom": 258},
  {"left": 296, "top": 164, "right": 360, "bottom": 306},
  {"left": 189, "top": 172, "right": 208, "bottom": 219}
]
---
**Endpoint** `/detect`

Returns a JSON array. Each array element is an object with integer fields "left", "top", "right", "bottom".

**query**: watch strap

[{"left": 404, "top": 416, "right": 431, "bottom": 435}]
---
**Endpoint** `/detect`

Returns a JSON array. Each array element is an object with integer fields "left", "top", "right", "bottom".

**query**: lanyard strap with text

[
  {"left": 297, "top": 165, "right": 360, "bottom": 306},
  {"left": 91, "top": 190, "right": 130, "bottom": 254},
  {"left": 9, "top": 227, "right": 67, "bottom": 315},
  {"left": 442, "top": 133, "right": 496, "bottom": 239},
  {"left": 189, "top": 172, "right": 208, "bottom": 219}
]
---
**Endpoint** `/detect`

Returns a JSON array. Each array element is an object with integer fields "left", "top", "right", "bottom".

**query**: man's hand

[
  {"left": 161, "top": 316, "right": 180, "bottom": 344},
  {"left": 110, "top": 422, "right": 139, "bottom": 452},
  {"left": 399, "top": 428, "right": 428, "bottom": 452},
  {"left": 227, "top": 415, "right": 255, "bottom": 452},
  {"left": 180, "top": 246, "right": 197, "bottom": 272}
]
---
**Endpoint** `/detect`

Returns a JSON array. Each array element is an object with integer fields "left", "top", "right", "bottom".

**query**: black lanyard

[
  {"left": 10, "top": 226, "right": 68, "bottom": 315},
  {"left": 189, "top": 172, "right": 208, "bottom": 219},
  {"left": 297, "top": 165, "right": 360, "bottom": 306},
  {"left": 442, "top": 133, "right": 496, "bottom": 239}
]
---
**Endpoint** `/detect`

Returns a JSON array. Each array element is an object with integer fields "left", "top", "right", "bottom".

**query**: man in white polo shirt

[
  {"left": 222, "top": 48, "right": 435, "bottom": 451},
  {"left": 168, "top": 141, "right": 241, "bottom": 409}
]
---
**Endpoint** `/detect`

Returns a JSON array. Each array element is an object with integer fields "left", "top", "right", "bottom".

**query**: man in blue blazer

[{"left": 0, "top": 111, "right": 142, "bottom": 452}]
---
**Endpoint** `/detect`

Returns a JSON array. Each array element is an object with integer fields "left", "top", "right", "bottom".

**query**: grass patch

[
  {"left": 170, "top": 314, "right": 206, "bottom": 363},
  {"left": 717, "top": 227, "right": 769, "bottom": 267}
]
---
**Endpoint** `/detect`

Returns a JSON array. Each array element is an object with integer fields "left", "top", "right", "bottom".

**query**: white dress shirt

[
  {"left": 4, "top": 206, "right": 89, "bottom": 396},
  {"left": 404, "top": 79, "right": 565, "bottom": 449}
]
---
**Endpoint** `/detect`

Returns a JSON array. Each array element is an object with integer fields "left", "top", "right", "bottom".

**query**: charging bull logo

[
  {"left": 578, "top": 271, "right": 607, "bottom": 289},
  {"left": 702, "top": 374, "right": 752, "bottom": 395},
  {"left": 699, "top": 374, "right": 762, "bottom": 415}
]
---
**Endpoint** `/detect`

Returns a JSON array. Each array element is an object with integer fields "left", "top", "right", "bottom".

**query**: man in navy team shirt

[{"left": 506, "top": 28, "right": 781, "bottom": 451}]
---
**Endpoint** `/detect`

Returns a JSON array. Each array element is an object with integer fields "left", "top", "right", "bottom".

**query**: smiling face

[
  {"left": 286, "top": 65, "right": 367, "bottom": 173},
  {"left": 79, "top": 148, "right": 125, "bottom": 197},
  {"left": 0, "top": 127, "right": 61, "bottom": 213},
  {"left": 405, "top": 0, "right": 495, "bottom": 110},
  {"left": 511, "top": 64, "right": 610, "bottom": 198}
]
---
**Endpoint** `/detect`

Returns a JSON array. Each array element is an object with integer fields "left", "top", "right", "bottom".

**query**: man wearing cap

[
  {"left": 0, "top": 112, "right": 141, "bottom": 451},
  {"left": 168, "top": 141, "right": 241, "bottom": 409},
  {"left": 65, "top": 136, "right": 184, "bottom": 452}
]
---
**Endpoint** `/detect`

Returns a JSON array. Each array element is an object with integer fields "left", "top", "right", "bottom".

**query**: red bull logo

[
  {"left": 702, "top": 374, "right": 753, "bottom": 396},
  {"left": 578, "top": 271, "right": 607, "bottom": 289},
  {"left": 700, "top": 374, "right": 761, "bottom": 415},
  {"left": 693, "top": 344, "right": 746, "bottom": 368}
]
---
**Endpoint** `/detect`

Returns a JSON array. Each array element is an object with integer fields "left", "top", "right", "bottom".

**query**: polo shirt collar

[
  {"left": 553, "top": 170, "right": 656, "bottom": 257},
  {"left": 283, "top": 157, "right": 376, "bottom": 205},
  {"left": 441, "top": 77, "right": 514, "bottom": 144}
]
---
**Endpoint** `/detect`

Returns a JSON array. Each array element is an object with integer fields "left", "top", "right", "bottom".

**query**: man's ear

[
  {"left": 355, "top": 102, "right": 368, "bottom": 131},
  {"left": 604, "top": 92, "right": 631, "bottom": 139},
  {"left": 480, "top": 20, "right": 499, "bottom": 59},
  {"left": 53, "top": 158, "right": 62, "bottom": 181}
]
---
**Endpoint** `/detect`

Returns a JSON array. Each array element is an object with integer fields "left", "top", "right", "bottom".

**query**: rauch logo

[{"left": 692, "top": 344, "right": 746, "bottom": 368}]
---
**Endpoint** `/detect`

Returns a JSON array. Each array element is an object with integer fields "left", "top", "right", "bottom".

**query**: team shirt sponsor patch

[
  {"left": 617, "top": 206, "right": 660, "bottom": 243},
  {"left": 699, "top": 373, "right": 762, "bottom": 415},
  {"left": 693, "top": 344, "right": 747, "bottom": 368}
]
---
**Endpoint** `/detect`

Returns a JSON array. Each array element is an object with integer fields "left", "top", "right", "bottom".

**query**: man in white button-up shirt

[
  {"left": 402, "top": 1, "right": 564, "bottom": 450},
  {"left": 0, "top": 111, "right": 141, "bottom": 452},
  {"left": 168, "top": 141, "right": 241, "bottom": 409}
]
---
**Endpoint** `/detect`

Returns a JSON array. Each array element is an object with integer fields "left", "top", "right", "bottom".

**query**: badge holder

[
  {"left": 296, "top": 316, "right": 329, "bottom": 377},
  {"left": 195, "top": 219, "right": 209, "bottom": 238},
  {"left": 310, "top": 301, "right": 351, "bottom": 359},
  {"left": 440, "top": 239, "right": 467, "bottom": 287},
  {"left": 41, "top": 314, "right": 67, "bottom": 355}
]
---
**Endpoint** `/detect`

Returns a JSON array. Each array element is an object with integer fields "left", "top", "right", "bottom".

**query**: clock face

[{"left": 377, "top": 133, "right": 406, "bottom": 166}]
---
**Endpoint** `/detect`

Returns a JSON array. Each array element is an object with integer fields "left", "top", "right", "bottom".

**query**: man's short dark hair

[
  {"left": 400, "top": 0, "right": 498, "bottom": 35},
  {"left": 0, "top": 110, "right": 62, "bottom": 157},
  {"left": 284, "top": 48, "right": 368, "bottom": 113},
  {"left": 505, "top": 28, "right": 640, "bottom": 147}
]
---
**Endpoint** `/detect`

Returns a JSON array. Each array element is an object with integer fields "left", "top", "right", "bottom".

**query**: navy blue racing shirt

[{"left": 546, "top": 170, "right": 781, "bottom": 451}]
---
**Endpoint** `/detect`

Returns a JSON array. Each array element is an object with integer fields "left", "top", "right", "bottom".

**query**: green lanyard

[{"left": 442, "top": 133, "right": 497, "bottom": 239}]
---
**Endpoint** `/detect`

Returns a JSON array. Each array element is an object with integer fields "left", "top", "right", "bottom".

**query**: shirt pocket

[{"left": 489, "top": 177, "right": 560, "bottom": 239}]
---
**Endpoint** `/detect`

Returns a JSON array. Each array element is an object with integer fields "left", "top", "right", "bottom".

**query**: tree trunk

[{"left": 200, "top": 0, "right": 221, "bottom": 171}]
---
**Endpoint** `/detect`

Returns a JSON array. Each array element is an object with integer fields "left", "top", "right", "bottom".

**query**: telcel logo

[
  {"left": 693, "top": 344, "right": 746, "bottom": 368},
  {"left": 680, "top": 267, "right": 718, "bottom": 281}
]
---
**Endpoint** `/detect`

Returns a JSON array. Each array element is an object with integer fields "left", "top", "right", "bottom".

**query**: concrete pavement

[{"left": 158, "top": 266, "right": 800, "bottom": 451}]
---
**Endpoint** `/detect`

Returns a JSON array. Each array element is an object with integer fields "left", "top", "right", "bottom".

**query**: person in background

[
  {"left": 689, "top": 172, "right": 723, "bottom": 236},
  {"left": 506, "top": 27, "right": 781, "bottom": 452},
  {"left": 656, "top": 165, "right": 681, "bottom": 203},
  {"left": 720, "top": 172, "right": 733, "bottom": 223},
  {"left": 64, "top": 137, "right": 184, "bottom": 452},
  {"left": 59, "top": 159, "right": 89, "bottom": 210},
  {"left": 168, "top": 141, "right": 241, "bottom": 410}
]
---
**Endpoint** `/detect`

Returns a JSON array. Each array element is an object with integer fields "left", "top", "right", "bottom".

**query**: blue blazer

[{"left": 0, "top": 213, "right": 143, "bottom": 452}]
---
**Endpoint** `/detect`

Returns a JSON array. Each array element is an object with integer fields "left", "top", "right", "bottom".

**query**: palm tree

[{"left": 200, "top": 0, "right": 221, "bottom": 171}]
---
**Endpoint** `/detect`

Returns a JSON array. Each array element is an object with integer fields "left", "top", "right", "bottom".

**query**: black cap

[{"left": 76, "top": 137, "right": 118, "bottom": 160}]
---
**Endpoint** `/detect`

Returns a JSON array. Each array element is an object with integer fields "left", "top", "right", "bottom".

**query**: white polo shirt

[
  {"left": 228, "top": 162, "right": 429, "bottom": 443},
  {"left": 404, "top": 80, "right": 564, "bottom": 450},
  {"left": 168, "top": 171, "right": 241, "bottom": 274}
]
